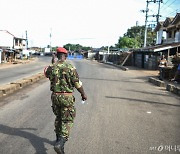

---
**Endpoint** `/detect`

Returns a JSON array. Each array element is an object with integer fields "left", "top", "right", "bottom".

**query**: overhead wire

[
  {"left": 159, "top": 0, "right": 178, "bottom": 21},
  {"left": 161, "top": 9, "right": 180, "bottom": 19},
  {"left": 160, "top": 0, "right": 171, "bottom": 9},
  {"left": 160, "top": 0, "right": 177, "bottom": 12},
  {"left": 142, "top": 0, "right": 179, "bottom": 26}
]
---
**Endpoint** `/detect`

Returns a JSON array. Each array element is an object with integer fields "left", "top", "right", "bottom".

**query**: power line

[
  {"left": 160, "top": 0, "right": 171, "bottom": 9},
  {"left": 163, "top": 0, "right": 171, "bottom": 4},
  {"left": 141, "top": 0, "right": 163, "bottom": 47},
  {"left": 161, "top": 0, "right": 177, "bottom": 12},
  {"left": 160, "top": 9, "right": 180, "bottom": 19}
]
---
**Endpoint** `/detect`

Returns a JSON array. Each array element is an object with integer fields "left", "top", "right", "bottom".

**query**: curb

[
  {"left": 0, "top": 72, "right": 45, "bottom": 98},
  {"left": 148, "top": 77, "right": 180, "bottom": 96},
  {"left": 166, "top": 84, "right": 180, "bottom": 96},
  {"left": 103, "top": 62, "right": 128, "bottom": 71},
  {"left": 116, "top": 65, "right": 129, "bottom": 71},
  {"left": 148, "top": 77, "right": 165, "bottom": 87}
]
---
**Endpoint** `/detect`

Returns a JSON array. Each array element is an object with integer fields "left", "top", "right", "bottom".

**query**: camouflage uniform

[{"left": 45, "top": 61, "right": 81, "bottom": 140}]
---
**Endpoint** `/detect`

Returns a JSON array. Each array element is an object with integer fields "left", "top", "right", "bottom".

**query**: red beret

[{"left": 56, "top": 47, "right": 68, "bottom": 54}]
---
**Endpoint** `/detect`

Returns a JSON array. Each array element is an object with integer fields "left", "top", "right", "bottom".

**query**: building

[
  {"left": 0, "top": 30, "right": 27, "bottom": 63},
  {"left": 155, "top": 13, "right": 180, "bottom": 45},
  {"left": 133, "top": 13, "right": 180, "bottom": 70}
]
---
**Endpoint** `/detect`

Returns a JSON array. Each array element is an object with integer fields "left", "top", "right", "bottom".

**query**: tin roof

[
  {"left": 171, "top": 13, "right": 180, "bottom": 25},
  {"left": 133, "top": 42, "right": 180, "bottom": 52},
  {"left": 163, "top": 17, "right": 174, "bottom": 27},
  {"left": 154, "top": 21, "right": 164, "bottom": 32}
]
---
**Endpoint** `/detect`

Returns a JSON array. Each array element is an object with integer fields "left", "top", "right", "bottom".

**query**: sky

[{"left": 0, "top": 0, "right": 179, "bottom": 48}]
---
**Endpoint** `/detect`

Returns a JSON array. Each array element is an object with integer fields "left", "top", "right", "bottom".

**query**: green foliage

[
  {"left": 116, "top": 37, "right": 141, "bottom": 49},
  {"left": 51, "top": 46, "right": 58, "bottom": 51},
  {"left": 82, "top": 46, "right": 92, "bottom": 51},
  {"left": 63, "top": 44, "right": 91, "bottom": 51},
  {"left": 124, "top": 26, "right": 144, "bottom": 47},
  {"left": 100, "top": 46, "right": 108, "bottom": 50},
  {"left": 100, "top": 46, "right": 118, "bottom": 51},
  {"left": 125, "top": 26, "right": 144, "bottom": 38},
  {"left": 147, "top": 30, "right": 156, "bottom": 46},
  {"left": 116, "top": 25, "right": 156, "bottom": 49}
]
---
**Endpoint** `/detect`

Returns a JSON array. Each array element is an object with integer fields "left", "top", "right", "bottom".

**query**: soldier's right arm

[
  {"left": 70, "top": 68, "right": 87, "bottom": 101},
  {"left": 77, "top": 86, "right": 87, "bottom": 101}
]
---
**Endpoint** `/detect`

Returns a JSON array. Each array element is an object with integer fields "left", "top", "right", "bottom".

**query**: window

[
  {"left": 15, "top": 39, "right": 18, "bottom": 45},
  {"left": 168, "top": 31, "right": 172, "bottom": 38},
  {"left": 174, "top": 30, "right": 176, "bottom": 38}
]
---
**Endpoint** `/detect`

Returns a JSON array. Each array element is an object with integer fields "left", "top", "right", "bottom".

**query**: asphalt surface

[
  {"left": 0, "top": 59, "right": 180, "bottom": 154},
  {"left": 0, "top": 56, "right": 50, "bottom": 86}
]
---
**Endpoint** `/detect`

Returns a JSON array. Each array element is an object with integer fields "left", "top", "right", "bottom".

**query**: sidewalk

[
  {"left": 103, "top": 62, "right": 180, "bottom": 96},
  {"left": 0, "top": 57, "right": 37, "bottom": 70},
  {"left": 125, "top": 66, "right": 159, "bottom": 77},
  {"left": 126, "top": 66, "right": 180, "bottom": 96}
]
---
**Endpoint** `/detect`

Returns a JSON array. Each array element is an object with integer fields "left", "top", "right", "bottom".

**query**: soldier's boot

[{"left": 54, "top": 136, "right": 66, "bottom": 154}]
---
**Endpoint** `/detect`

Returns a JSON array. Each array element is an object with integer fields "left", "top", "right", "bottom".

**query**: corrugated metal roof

[
  {"left": 133, "top": 42, "right": 180, "bottom": 52},
  {"left": 171, "top": 13, "right": 180, "bottom": 25}
]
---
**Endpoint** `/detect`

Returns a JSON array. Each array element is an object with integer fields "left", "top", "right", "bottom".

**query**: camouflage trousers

[{"left": 51, "top": 92, "right": 76, "bottom": 140}]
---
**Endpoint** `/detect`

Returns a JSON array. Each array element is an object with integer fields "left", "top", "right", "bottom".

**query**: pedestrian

[
  {"left": 44, "top": 47, "right": 87, "bottom": 154},
  {"left": 158, "top": 55, "right": 167, "bottom": 80},
  {"left": 171, "top": 63, "right": 180, "bottom": 83}
]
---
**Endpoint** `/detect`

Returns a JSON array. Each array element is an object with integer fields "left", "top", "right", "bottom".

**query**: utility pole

[
  {"left": 142, "top": 0, "right": 163, "bottom": 47},
  {"left": 25, "top": 30, "right": 28, "bottom": 49},
  {"left": 50, "top": 28, "right": 52, "bottom": 51},
  {"left": 143, "top": 0, "right": 149, "bottom": 47},
  {"left": 156, "top": 0, "right": 162, "bottom": 24},
  {"left": 136, "top": 21, "right": 139, "bottom": 26}
]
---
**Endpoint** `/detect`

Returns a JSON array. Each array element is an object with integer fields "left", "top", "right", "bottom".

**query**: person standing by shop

[
  {"left": 171, "top": 63, "right": 180, "bottom": 83},
  {"left": 158, "top": 55, "right": 167, "bottom": 80}
]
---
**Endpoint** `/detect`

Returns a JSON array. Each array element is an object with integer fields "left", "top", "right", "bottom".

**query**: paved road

[
  {"left": 0, "top": 59, "right": 180, "bottom": 154},
  {"left": 0, "top": 56, "right": 51, "bottom": 86}
]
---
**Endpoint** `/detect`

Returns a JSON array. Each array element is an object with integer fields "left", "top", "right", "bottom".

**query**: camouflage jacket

[{"left": 45, "top": 61, "right": 81, "bottom": 92}]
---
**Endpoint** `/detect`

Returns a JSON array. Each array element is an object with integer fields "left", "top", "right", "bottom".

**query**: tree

[
  {"left": 116, "top": 37, "right": 141, "bottom": 49},
  {"left": 63, "top": 43, "right": 91, "bottom": 51},
  {"left": 116, "top": 25, "right": 156, "bottom": 48},
  {"left": 51, "top": 46, "right": 58, "bottom": 51},
  {"left": 146, "top": 30, "right": 156, "bottom": 46},
  {"left": 124, "top": 26, "right": 144, "bottom": 47},
  {"left": 63, "top": 44, "right": 76, "bottom": 51},
  {"left": 82, "top": 46, "right": 91, "bottom": 51}
]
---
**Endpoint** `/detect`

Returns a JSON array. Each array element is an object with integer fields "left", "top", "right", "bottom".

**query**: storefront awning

[{"left": 154, "top": 46, "right": 173, "bottom": 52}]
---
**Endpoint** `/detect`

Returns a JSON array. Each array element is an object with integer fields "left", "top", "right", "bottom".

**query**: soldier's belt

[{"left": 54, "top": 92, "right": 73, "bottom": 95}]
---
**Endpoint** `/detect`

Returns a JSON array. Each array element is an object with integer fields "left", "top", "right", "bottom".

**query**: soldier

[{"left": 44, "top": 47, "right": 87, "bottom": 154}]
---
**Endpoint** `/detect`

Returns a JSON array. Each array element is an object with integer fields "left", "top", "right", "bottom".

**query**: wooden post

[
  {"left": 177, "top": 46, "right": 179, "bottom": 55},
  {"left": 167, "top": 48, "right": 170, "bottom": 64}
]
